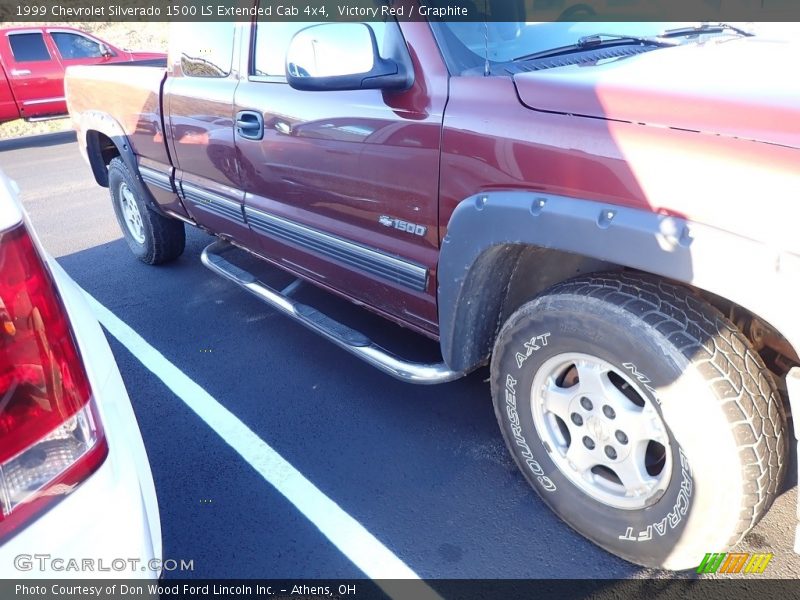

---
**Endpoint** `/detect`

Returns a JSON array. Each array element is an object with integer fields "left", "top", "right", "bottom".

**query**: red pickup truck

[
  {"left": 0, "top": 26, "right": 164, "bottom": 124},
  {"left": 66, "top": 12, "right": 800, "bottom": 571}
]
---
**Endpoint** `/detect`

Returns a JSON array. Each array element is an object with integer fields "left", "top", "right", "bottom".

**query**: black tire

[
  {"left": 108, "top": 157, "right": 185, "bottom": 265},
  {"left": 490, "top": 272, "right": 787, "bottom": 570}
]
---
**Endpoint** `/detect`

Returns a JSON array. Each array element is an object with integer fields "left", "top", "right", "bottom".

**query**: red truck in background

[
  {"left": 65, "top": 8, "right": 800, "bottom": 572},
  {"left": 0, "top": 26, "right": 164, "bottom": 124}
]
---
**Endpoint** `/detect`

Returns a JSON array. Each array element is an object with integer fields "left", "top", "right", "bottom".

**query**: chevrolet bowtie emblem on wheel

[{"left": 696, "top": 552, "right": 773, "bottom": 574}]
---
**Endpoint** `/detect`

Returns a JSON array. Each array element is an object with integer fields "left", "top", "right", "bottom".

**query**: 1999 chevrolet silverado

[{"left": 65, "top": 7, "right": 800, "bottom": 570}]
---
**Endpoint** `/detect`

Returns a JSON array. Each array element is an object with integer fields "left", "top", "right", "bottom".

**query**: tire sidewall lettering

[
  {"left": 505, "top": 373, "right": 557, "bottom": 491},
  {"left": 493, "top": 306, "right": 695, "bottom": 563}
]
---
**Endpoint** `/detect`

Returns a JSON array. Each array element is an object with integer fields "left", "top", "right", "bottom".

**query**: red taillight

[{"left": 0, "top": 223, "right": 107, "bottom": 540}]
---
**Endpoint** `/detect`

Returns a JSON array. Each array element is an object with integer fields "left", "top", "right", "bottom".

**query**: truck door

[
  {"left": 0, "top": 65, "right": 19, "bottom": 123},
  {"left": 164, "top": 23, "right": 260, "bottom": 250},
  {"left": 233, "top": 16, "right": 447, "bottom": 334},
  {"left": 0, "top": 30, "right": 65, "bottom": 120}
]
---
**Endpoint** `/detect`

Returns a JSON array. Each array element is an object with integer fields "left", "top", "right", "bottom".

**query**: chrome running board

[{"left": 201, "top": 240, "right": 465, "bottom": 385}]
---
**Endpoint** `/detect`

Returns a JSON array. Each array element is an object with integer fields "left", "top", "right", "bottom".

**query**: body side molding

[
  {"left": 181, "top": 182, "right": 246, "bottom": 224},
  {"left": 139, "top": 165, "right": 173, "bottom": 192},
  {"left": 245, "top": 208, "right": 428, "bottom": 292}
]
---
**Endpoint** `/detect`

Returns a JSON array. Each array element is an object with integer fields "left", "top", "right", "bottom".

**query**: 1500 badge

[{"left": 379, "top": 216, "right": 427, "bottom": 237}]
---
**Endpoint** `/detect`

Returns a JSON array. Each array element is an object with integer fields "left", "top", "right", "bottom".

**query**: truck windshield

[{"left": 432, "top": 21, "right": 700, "bottom": 74}]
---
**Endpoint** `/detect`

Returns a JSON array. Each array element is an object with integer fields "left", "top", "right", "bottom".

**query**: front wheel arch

[
  {"left": 439, "top": 242, "right": 620, "bottom": 373},
  {"left": 437, "top": 191, "right": 800, "bottom": 374}
]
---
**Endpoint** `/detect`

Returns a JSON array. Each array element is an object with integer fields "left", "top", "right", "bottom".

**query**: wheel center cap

[{"left": 586, "top": 416, "right": 610, "bottom": 443}]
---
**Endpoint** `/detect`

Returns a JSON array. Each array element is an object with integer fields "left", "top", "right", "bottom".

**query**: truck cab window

[
  {"left": 51, "top": 32, "right": 104, "bottom": 59},
  {"left": 8, "top": 33, "right": 50, "bottom": 62},
  {"left": 171, "top": 22, "right": 234, "bottom": 78}
]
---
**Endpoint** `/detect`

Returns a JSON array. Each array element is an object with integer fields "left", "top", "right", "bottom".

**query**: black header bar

[
  {"left": 3, "top": 0, "right": 800, "bottom": 22},
  {"left": 5, "top": 579, "right": 800, "bottom": 600}
]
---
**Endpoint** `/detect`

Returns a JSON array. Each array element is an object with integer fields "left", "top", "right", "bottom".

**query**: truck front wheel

[
  {"left": 108, "top": 157, "right": 185, "bottom": 265},
  {"left": 490, "top": 273, "right": 787, "bottom": 570}
]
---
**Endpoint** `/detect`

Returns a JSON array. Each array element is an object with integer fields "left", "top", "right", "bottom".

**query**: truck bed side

[
  {"left": 66, "top": 62, "right": 185, "bottom": 216},
  {"left": 66, "top": 63, "right": 171, "bottom": 184}
]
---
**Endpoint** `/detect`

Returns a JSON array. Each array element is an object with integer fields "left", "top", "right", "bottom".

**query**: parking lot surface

[{"left": 2, "top": 132, "right": 798, "bottom": 580}]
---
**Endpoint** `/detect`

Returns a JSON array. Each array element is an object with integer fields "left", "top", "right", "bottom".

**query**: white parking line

[{"left": 82, "top": 290, "right": 441, "bottom": 598}]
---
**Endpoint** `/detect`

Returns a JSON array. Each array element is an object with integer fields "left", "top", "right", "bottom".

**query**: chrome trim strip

[
  {"left": 46, "top": 28, "right": 100, "bottom": 38},
  {"left": 245, "top": 208, "right": 428, "bottom": 292},
  {"left": 139, "top": 166, "right": 173, "bottom": 192},
  {"left": 22, "top": 97, "right": 65, "bottom": 106},
  {"left": 6, "top": 29, "right": 45, "bottom": 36},
  {"left": 162, "top": 210, "right": 196, "bottom": 225},
  {"left": 195, "top": 202, "right": 243, "bottom": 223},
  {"left": 24, "top": 115, "right": 69, "bottom": 123},
  {"left": 202, "top": 240, "right": 463, "bottom": 384},
  {"left": 181, "top": 182, "right": 245, "bottom": 224},
  {"left": 197, "top": 201, "right": 243, "bottom": 222},
  {"left": 142, "top": 178, "right": 172, "bottom": 192}
]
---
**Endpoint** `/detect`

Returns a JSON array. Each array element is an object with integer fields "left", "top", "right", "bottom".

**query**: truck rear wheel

[
  {"left": 490, "top": 272, "right": 787, "bottom": 570},
  {"left": 108, "top": 157, "right": 185, "bottom": 265}
]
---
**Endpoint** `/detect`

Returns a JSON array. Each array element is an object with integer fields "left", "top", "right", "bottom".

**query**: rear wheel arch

[
  {"left": 79, "top": 113, "right": 167, "bottom": 218},
  {"left": 85, "top": 130, "right": 120, "bottom": 187},
  {"left": 78, "top": 111, "right": 141, "bottom": 190}
]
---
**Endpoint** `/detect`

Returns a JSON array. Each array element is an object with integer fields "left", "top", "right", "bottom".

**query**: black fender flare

[
  {"left": 437, "top": 191, "right": 800, "bottom": 373},
  {"left": 77, "top": 110, "right": 166, "bottom": 215},
  {"left": 438, "top": 190, "right": 800, "bottom": 554}
]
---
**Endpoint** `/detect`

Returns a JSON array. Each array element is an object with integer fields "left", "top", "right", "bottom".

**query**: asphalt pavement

[{"left": 1, "top": 132, "right": 798, "bottom": 581}]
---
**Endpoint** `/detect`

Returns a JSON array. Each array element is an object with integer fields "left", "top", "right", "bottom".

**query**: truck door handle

[
  {"left": 235, "top": 111, "right": 264, "bottom": 141},
  {"left": 10, "top": 69, "right": 31, "bottom": 76}
]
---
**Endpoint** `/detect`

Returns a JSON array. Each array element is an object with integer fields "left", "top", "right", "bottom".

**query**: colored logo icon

[{"left": 697, "top": 552, "right": 773, "bottom": 574}]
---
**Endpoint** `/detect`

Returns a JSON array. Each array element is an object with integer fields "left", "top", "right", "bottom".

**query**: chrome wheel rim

[
  {"left": 530, "top": 353, "right": 672, "bottom": 510},
  {"left": 119, "top": 182, "right": 145, "bottom": 244}
]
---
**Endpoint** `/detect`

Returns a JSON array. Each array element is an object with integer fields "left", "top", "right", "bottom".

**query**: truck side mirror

[
  {"left": 99, "top": 43, "right": 112, "bottom": 58},
  {"left": 285, "top": 23, "right": 413, "bottom": 92}
]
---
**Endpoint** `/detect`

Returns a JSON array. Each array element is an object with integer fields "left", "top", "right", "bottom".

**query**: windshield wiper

[
  {"left": 661, "top": 22, "right": 755, "bottom": 38},
  {"left": 513, "top": 33, "right": 678, "bottom": 63}
]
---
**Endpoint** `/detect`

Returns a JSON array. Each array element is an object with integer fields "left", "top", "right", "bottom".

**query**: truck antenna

[{"left": 484, "top": 1, "right": 491, "bottom": 76}]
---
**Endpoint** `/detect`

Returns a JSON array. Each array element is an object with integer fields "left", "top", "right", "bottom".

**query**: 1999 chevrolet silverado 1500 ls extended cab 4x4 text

[{"left": 65, "top": 8, "right": 800, "bottom": 570}]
